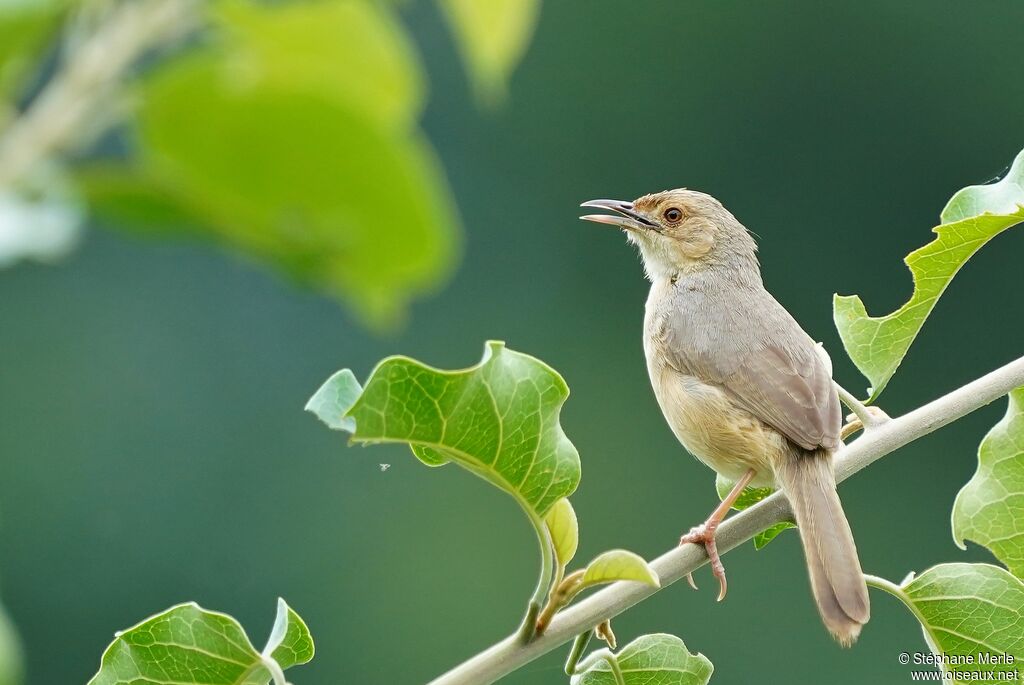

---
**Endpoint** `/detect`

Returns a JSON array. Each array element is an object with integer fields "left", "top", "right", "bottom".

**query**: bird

[{"left": 580, "top": 189, "right": 869, "bottom": 646}]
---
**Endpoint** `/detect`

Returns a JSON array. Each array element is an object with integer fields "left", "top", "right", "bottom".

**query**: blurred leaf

[
  {"left": 883, "top": 565, "right": 1024, "bottom": 681},
  {"left": 545, "top": 498, "right": 579, "bottom": 568},
  {"left": 0, "top": 598, "right": 22, "bottom": 685},
  {"left": 88, "top": 599, "right": 313, "bottom": 685},
  {"left": 953, "top": 387, "right": 1024, "bottom": 579},
  {"left": 437, "top": 0, "right": 540, "bottom": 102},
  {"left": 133, "top": 54, "right": 458, "bottom": 327},
  {"left": 76, "top": 165, "right": 209, "bottom": 237},
  {"left": 834, "top": 148, "right": 1024, "bottom": 400},
  {"left": 571, "top": 634, "right": 713, "bottom": 685},
  {"left": 307, "top": 340, "right": 581, "bottom": 517},
  {"left": 579, "top": 550, "right": 659, "bottom": 590},
  {"left": 715, "top": 474, "right": 794, "bottom": 550},
  {"left": 0, "top": 0, "right": 65, "bottom": 105},
  {"left": 0, "top": 168, "right": 84, "bottom": 268},
  {"left": 215, "top": 0, "right": 424, "bottom": 128}
]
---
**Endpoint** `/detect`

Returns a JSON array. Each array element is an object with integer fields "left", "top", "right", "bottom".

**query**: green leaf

[
  {"left": 263, "top": 598, "right": 315, "bottom": 670},
  {"left": 134, "top": 54, "right": 459, "bottom": 328},
  {"left": 308, "top": 340, "right": 581, "bottom": 517},
  {"left": 545, "top": 498, "right": 579, "bottom": 568},
  {"left": 571, "top": 634, "right": 713, "bottom": 685},
  {"left": 214, "top": 0, "right": 424, "bottom": 129},
  {"left": 882, "top": 564, "right": 1024, "bottom": 681},
  {"left": 580, "top": 550, "right": 659, "bottom": 590},
  {"left": 305, "top": 369, "right": 361, "bottom": 433},
  {"left": 88, "top": 599, "right": 313, "bottom": 685},
  {"left": 715, "top": 474, "right": 794, "bottom": 550},
  {"left": 0, "top": 598, "right": 21, "bottom": 685},
  {"left": 953, "top": 387, "right": 1024, "bottom": 579},
  {"left": 115, "top": 0, "right": 460, "bottom": 328},
  {"left": 0, "top": 0, "right": 66, "bottom": 105},
  {"left": 942, "top": 151, "right": 1024, "bottom": 224},
  {"left": 834, "top": 148, "right": 1024, "bottom": 400},
  {"left": 76, "top": 165, "right": 210, "bottom": 238},
  {"left": 437, "top": 0, "right": 540, "bottom": 103},
  {"left": 410, "top": 445, "right": 452, "bottom": 468}
]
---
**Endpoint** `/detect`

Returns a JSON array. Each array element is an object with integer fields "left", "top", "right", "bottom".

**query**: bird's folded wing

[
  {"left": 721, "top": 344, "right": 842, "bottom": 451},
  {"left": 664, "top": 300, "right": 842, "bottom": 452}
]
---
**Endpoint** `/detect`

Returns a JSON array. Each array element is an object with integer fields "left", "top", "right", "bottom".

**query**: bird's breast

[{"left": 643, "top": 297, "right": 783, "bottom": 488}]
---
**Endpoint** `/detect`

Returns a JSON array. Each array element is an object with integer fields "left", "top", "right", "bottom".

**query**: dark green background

[{"left": 2, "top": 1, "right": 1023, "bottom": 683}]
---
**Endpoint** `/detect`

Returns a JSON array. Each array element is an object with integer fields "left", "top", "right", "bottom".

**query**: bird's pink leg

[{"left": 679, "top": 468, "right": 756, "bottom": 601}]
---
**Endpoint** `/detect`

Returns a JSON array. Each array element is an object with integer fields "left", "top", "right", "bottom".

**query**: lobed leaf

[
  {"left": 545, "top": 498, "right": 579, "bottom": 568},
  {"left": 834, "top": 148, "right": 1024, "bottom": 400},
  {"left": 307, "top": 341, "right": 581, "bottom": 517},
  {"left": 580, "top": 550, "right": 659, "bottom": 590},
  {"left": 571, "top": 634, "right": 713, "bottom": 685},
  {"left": 88, "top": 600, "right": 313, "bottom": 685},
  {"left": 952, "top": 387, "right": 1024, "bottom": 579},
  {"left": 715, "top": 474, "right": 794, "bottom": 550},
  {"left": 893, "top": 564, "right": 1024, "bottom": 681},
  {"left": 437, "top": 0, "right": 540, "bottom": 103}
]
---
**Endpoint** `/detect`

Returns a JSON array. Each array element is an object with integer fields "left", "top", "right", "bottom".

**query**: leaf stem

[
  {"left": 563, "top": 630, "right": 593, "bottom": 676},
  {"left": 535, "top": 570, "right": 585, "bottom": 635},
  {"left": 258, "top": 654, "right": 290, "bottom": 685},
  {"left": 428, "top": 353, "right": 1024, "bottom": 685},
  {"left": 864, "top": 573, "right": 930, "bottom": 629},
  {"left": 518, "top": 510, "right": 555, "bottom": 643},
  {"left": 574, "top": 648, "right": 625, "bottom": 685},
  {"left": 835, "top": 381, "right": 887, "bottom": 429}
]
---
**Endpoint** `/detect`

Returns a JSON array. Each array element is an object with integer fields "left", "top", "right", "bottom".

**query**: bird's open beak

[{"left": 579, "top": 199, "right": 658, "bottom": 231}]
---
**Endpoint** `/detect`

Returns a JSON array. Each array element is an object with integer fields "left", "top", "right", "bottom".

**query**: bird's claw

[{"left": 679, "top": 523, "right": 728, "bottom": 601}]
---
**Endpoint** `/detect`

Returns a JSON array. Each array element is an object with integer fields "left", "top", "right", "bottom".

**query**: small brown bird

[{"left": 581, "top": 189, "right": 869, "bottom": 645}]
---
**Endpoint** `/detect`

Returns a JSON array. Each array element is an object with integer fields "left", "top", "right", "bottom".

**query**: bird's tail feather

[{"left": 777, "top": 448, "right": 870, "bottom": 646}]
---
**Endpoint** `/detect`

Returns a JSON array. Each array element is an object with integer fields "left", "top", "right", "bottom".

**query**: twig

[
  {"left": 428, "top": 354, "right": 1024, "bottom": 685},
  {"left": 0, "top": 0, "right": 198, "bottom": 188}
]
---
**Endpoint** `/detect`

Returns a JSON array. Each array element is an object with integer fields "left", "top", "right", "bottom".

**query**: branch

[
  {"left": 429, "top": 354, "right": 1024, "bottom": 685},
  {"left": 0, "top": 0, "right": 198, "bottom": 188}
]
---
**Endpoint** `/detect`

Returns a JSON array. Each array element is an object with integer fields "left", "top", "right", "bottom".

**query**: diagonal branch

[
  {"left": 429, "top": 354, "right": 1024, "bottom": 685},
  {"left": 0, "top": 0, "right": 198, "bottom": 188}
]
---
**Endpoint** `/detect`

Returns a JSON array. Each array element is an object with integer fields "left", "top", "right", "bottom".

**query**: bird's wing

[{"left": 663, "top": 291, "right": 842, "bottom": 452}]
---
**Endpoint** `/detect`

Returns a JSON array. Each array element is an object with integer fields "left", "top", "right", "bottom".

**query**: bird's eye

[{"left": 664, "top": 207, "right": 683, "bottom": 223}]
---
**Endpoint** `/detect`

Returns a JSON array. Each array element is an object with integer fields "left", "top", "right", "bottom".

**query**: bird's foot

[{"left": 679, "top": 521, "right": 727, "bottom": 601}]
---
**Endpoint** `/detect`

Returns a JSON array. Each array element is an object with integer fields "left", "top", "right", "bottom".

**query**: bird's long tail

[{"left": 777, "top": 448, "right": 870, "bottom": 646}]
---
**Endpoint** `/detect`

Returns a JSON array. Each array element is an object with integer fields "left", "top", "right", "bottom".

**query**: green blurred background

[{"left": 2, "top": 1, "right": 1024, "bottom": 683}]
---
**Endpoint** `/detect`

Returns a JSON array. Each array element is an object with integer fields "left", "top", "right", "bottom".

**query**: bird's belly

[{"left": 650, "top": 368, "right": 783, "bottom": 488}]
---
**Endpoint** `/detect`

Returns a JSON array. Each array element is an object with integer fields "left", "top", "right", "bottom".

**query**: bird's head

[{"left": 580, "top": 188, "right": 758, "bottom": 281}]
